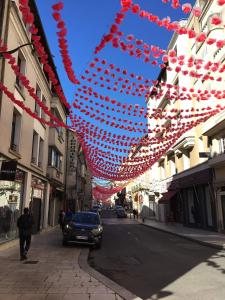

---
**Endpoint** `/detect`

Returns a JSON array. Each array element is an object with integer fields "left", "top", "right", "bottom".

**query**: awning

[{"left": 158, "top": 190, "right": 177, "bottom": 204}]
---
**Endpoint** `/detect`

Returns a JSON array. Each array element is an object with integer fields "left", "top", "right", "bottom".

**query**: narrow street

[{"left": 89, "top": 210, "right": 225, "bottom": 300}]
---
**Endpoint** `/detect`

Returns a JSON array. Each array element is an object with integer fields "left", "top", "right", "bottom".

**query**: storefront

[
  {"left": 168, "top": 168, "right": 216, "bottom": 230},
  {"left": 0, "top": 168, "right": 25, "bottom": 243}
]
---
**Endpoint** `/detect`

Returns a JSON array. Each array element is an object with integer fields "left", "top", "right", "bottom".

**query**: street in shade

[{"left": 89, "top": 209, "right": 225, "bottom": 300}]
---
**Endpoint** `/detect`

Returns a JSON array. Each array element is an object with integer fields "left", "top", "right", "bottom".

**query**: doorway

[
  {"left": 221, "top": 195, "right": 225, "bottom": 230},
  {"left": 32, "top": 198, "right": 41, "bottom": 234}
]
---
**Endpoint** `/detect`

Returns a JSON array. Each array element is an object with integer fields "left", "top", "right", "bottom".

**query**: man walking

[{"left": 17, "top": 208, "right": 34, "bottom": 261}]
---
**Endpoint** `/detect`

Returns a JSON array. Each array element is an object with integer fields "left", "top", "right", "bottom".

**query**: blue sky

[
  {"left": 36, "top": 0, "right": 195, "bottom": 104},
  {"left": 35, "top": 0, "right": 195, "bottom": 178}
]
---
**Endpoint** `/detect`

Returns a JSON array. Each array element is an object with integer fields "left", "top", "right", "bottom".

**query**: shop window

[
  {"left": 16, "top": 52, "right": 26, "bottom": 90},
  {"left": 0, "top": 169, "right": 25, "bottom": 243},
  {"left": 10, "top": 109, "right": 22, "bottom": 153},
  {"left": 31, "top": 131, "right": 38, "bottom": 164}
]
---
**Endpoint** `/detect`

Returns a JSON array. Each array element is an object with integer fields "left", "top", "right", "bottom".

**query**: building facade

[
  {"left": 147, "top": 0, "right": 225, "bottom": 232},
  {"left": 0, "top": 0, "right": 67, "bottom": 242},
  {"left": 65, "top": 129, "right": 92, "bottom": 212}
]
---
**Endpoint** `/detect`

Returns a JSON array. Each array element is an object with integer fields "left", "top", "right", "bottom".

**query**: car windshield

[{"left": 72, "top": 213, "right": 100, "bottom": 225}]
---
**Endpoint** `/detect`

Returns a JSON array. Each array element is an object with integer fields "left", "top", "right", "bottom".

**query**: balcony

[
  {"left": 48, "top": 128, "right": 64, "bottom": 153},
  {"left": 173, "top": 130, "right": 195, "bottom": 152},
  {"left": 202, "top": 110, "right": 225, "bottom": 137},
  {"left": 47, "top": 166, "right": 63, "bottom": 184}
]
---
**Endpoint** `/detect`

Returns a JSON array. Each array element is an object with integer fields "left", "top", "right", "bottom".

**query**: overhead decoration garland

[{"left": 2, "top": 0, "right": 225, "bottom": 200}]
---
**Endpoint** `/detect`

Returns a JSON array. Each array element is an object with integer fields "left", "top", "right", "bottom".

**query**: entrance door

[
  {"left": 32, "top": 198, "right": 41, "bottom": 234},
  {"left": 221, "top": 195, "right": 225, "bottom": 230}
]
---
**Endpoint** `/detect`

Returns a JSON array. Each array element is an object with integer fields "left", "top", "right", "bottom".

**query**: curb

[
  {"left": 78, "top": 248, "right": 142, "bottom": 300},
  {"left": 140, "top": 222, "right": 225, "bottom": 251}
]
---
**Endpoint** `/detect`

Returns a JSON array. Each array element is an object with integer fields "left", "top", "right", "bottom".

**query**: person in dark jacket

[
  {"left": 17, "top": 208, "right": 34, "bottom": 261},
  {"left": 58, "top": 210, "right": 65, "bottom": 231}
]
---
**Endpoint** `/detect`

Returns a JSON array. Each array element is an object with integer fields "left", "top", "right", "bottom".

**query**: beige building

[
  {"left": 65, "top": 129, "right": 92, "bottom": 212},
  {"left": 147, "top": 0, "right": 225, "bottom": 232},
  {"left": 0, "top": 0, "right": 68, "bottom": 242}
]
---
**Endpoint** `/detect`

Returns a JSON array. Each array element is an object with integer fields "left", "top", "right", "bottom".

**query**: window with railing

[
  {"left": 10, "top": 109, "right": 22, "bottom": 153},
  {"left": 38, "top": 138, "right": 44, "bottom": 168},
  {"left": 48, "top": 147, "right": 62, "bottom": 171},
  {"left": 16, "top": 52, "right": 26, "bottom": 90},
  {"left": 35, "top": 84, "right": 41, "bottom": 116},
  {"left": 31, "top": 131, "right": 38, "bottom": 165}
]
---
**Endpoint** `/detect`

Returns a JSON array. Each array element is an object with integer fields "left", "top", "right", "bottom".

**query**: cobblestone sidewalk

[{"left": 0, "top": 228, "right": 123, "bottom": 300}]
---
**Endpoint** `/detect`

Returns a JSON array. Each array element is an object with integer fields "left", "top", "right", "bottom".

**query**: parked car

[
  {"left": 116, "top": 207, "right": 127, "bottom": 218},
  {"left": 62, "top": 211, "right": 103, "bottom": 248}
]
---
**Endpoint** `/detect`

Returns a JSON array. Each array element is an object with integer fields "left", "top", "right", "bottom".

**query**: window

[
  {"left": 38, "top": 138, "right": 44, "bottom": 168},
  {"left": 183, "top": 151, "right": 190, "bottom": 170},
  {"left": 35, "top": 84, "right": 41, "bottom": 117},
  {"left": 219, "top": 137, "right": 225, "bottom": 154},
  {"left": 41, "top": 96, "right": 46, "bottom": 120},
  {"left": 48, "top": 147, "right": 62, "bottom": 170},
  {"left": 10, "top": 109, "right": 22, "bottom": 152},
  {"left": 31, "top": 131, "right": 38, "bottom": 164},
  {"left": 56, "top": 126, "right": 64, "bottom": 141},
  {"left": 16, "top": 53, "right": 26, "bottom": 89}
]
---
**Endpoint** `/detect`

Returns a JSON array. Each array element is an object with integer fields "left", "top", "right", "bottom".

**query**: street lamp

[{"left": 0, "top": 42, "right": 33, "bottom": 57}]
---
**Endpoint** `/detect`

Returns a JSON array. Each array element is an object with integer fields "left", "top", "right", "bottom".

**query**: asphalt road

[{"left": 89, "top": 210, "right": 225, "bottom": 300}]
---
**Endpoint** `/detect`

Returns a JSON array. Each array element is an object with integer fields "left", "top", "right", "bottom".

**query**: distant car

[
  {"left": 116, "top": 207, "right": 127, "bottom": 218},
  {"left": 62, "top": 211, "right": 103, "bottom": 248},
  {"left": 114, "top": 205, "right": 123, "bottom": 211},
  {"left": 92, "top": 205, "right": 102, "bottom": 213}
]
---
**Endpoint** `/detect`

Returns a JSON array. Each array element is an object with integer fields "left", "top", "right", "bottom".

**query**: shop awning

[{"left": 158, "top": 190, "right": 177, "bottom": 204}]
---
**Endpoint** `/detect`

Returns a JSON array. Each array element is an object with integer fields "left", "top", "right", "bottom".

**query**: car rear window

[{"left": 72, "top": 213, "right": 100, "bottom": 225}]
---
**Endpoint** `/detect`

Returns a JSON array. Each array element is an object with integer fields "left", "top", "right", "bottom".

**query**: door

[{"left": 32, "top": 198, "right": 41, "bottom": 234}]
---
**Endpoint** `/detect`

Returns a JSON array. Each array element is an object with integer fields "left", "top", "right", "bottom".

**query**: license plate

[{"left": 76, "top": 235, "right": 88, "bottom": 240}]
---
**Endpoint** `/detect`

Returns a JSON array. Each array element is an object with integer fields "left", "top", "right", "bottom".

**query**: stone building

[
  {"left": 147, "top": 0, "right": 225, "bottom": 232},
  {"left": 65, "top": 129, "right": 92, "bottom": 212},
  {"left": 0, "top": 0, "right": 67, "bottom": 242}
]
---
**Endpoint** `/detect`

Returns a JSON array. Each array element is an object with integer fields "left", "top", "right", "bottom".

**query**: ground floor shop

[
  {"left": 48, "top": 185, "right": 65, "bottom": 227},
  {"left": 0, "top": 168, "right": 25, "bottom": 243},
  {"left": 0, "top": 157, "right": 53, "bottom": 244},
  {"left": 158, "top": 168, "right": 217, "bottom": 231}
]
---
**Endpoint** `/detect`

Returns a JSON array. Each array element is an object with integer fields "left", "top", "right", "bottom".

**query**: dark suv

[{"left": 62, "top": 211, "right": 103, "bottom": 248}]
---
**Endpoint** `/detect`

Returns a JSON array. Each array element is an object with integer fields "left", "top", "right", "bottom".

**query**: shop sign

[
  {"left": 0, "top": 160, "right": 17, "bottom": 181},
  {"left": 31, "top": 177, "right": 45, "bottom": 190},
  {"left": 8, "top": 195, "right": 18, "bottom": 204}
]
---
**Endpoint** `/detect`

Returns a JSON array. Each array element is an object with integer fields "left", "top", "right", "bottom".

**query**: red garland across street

[{"left": 3, "top": 0, "right": 225, "bottom": 198}]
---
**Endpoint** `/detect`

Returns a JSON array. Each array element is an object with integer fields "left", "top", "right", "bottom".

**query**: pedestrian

[
  {"left": 17, "top": 207, "right": 34, "bottom": 261},
  {"left": 133, "top": 209, "right": 137, "bottom": 219},
  {"left": 58, "top": 209, "right": 65, "bottom": 231}
]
